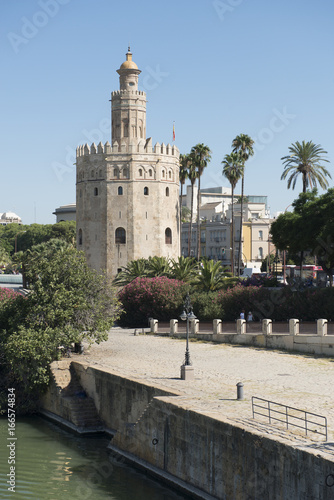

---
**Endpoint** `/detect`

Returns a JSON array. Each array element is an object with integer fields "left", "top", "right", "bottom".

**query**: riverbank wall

[{"left": 41, "top": 360, "right": 334, "bottom": 500}]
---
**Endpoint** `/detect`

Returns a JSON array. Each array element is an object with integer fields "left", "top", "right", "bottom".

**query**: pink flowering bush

[
  {"left": 118, "top": 277, "right": 189, "bottom": 326},
  {"left": 0, "top": 288, "right": 19, "bottom": 303},
  {"left": 217, "top": 285, "right": 334, "bottom": 321}
]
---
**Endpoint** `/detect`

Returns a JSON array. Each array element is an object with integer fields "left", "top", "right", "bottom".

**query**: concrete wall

[{"left": 43, "top": 362, "right": 333, "bottom": 500}]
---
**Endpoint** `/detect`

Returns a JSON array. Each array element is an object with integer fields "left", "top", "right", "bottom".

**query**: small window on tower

[
  {"left": 115, "top": 227, "right": 126, "bottom": 244},
  {"left": 166, "top": 187, "right": 169, "bottom": 197},
  {"left": 94, "top": 187, "right": 98, "bottom": 196},
  {"left": 144, "top": 187, "right": 149, "bottom": 196},
  {"left": 78, "top": 229, "right": 83, "bottom": 246},
  {"left": 118, "top": 186, "right": 123, "bottom": 195},
  {"left": 129, "top": 82, "right": 135, "bottom": 86},
  {"left": 139, "top": 168, "right": 143, "bottom": 177},
  {"left": 165, "top": 228, "right": 172, "bottom": 244}
]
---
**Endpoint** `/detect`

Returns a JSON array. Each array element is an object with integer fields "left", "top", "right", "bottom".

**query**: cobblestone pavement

[{"left": 81, "top": 328, "right": 334, "bottom": 461}]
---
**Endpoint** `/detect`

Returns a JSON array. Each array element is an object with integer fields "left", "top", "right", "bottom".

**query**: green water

[{"left": 0, "top": 417, "right": 188, "bottom": 500}]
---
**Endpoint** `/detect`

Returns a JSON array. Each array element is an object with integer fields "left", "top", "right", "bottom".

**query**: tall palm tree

[
  {"left": 232, "top": 134, "right": 254, "bottom": 275},
  {"left": 281, "top": 140, "right": 331, "bottom": 193},
  {"left": 190, "top": 143, "right": 212, "bottom": 260},
  {"left": 187, "top": 155, "right": 198, "bottom": 257},
  {"left": 281, "top": 140, "right": 331, "bottom": 278},
  {"left": 222, "top": 152, "right": 244, "bottom": 276},
  {"left": 179, "top": 154, "right": 189, "bottom": 249}
]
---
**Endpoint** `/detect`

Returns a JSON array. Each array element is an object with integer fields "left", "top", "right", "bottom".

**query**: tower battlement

[
  {"left": 111, "top": 89, "right": 146, "bottom": 97},
  {"left": 76, "top": 140, "right": 179, "bottom": 158}
]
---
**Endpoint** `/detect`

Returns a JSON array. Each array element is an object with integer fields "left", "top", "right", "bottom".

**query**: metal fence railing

[{"left": 251, "top": 396, "right": 327, "bottom": 441}]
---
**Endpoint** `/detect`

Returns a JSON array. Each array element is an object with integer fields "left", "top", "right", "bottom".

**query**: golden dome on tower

[{"left": 119, "top": 47, "right": 138, "bottom": 70}]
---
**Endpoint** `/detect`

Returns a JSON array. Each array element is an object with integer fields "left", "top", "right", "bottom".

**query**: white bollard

[
  {"left": 170, "top": 319, "right": 178, "bottom": 335},
  {"left": 150, "top": 318, "right": 158, "bottom": 333},
  {"left": 262, "top": 319, "right": 272, "bottom": 336},
  {"left": 190, "top": 319, "right": 199, "bottom": 335},
  {"left": 213, "top": 319, "right": 222, "bottom": 335},
  {"left": 289, "top": 318, "right": 299, "bottom": 336},
  {"left": 317, "top": 319, "right": 328, "bottom": 336},
  {"left": 237, "top": 319, "right": 246, "bottom": 334}
]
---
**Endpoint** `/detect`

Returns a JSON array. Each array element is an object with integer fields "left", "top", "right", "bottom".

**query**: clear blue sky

[{"left": 2, "top": 0, "right": 334, "bottom": 224}]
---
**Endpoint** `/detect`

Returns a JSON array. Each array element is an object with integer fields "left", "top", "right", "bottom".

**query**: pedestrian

[
  {"left": 240, "top": 309, "right": 245, "bottom": 320},
  {"left": 247, "top": 311, "right": 253, "bottom": 322}
]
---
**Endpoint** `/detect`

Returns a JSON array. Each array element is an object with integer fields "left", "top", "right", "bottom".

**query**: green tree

[
  {"left": 270, "top": 189, "right": 334, "bottom": 284},
  {"left": 169, "top": 256, "right": 198, "bottom": 283},
  {"left": 222, "top": 152, "right": 244, "bottom": 275},
  {"left": 232, "top": 134, "right": 254, "bottom": 276},
  {"left": 0, "top": 239, "right": 121, "bottom": 413},
  {"left": 190, "top": 143, "right": 212, "bottom": 260},
  {"left": 113, "top": 258, "right": 149, "bottom": 286},
  {"left": 146, "top": 256, "right": 171, "bottom": 277},
  {"left": 281, "top": 140, "right": 331, "bottom": 193},
  {"left": 194, "top": 259, "right": 229, "bottom": 291}
]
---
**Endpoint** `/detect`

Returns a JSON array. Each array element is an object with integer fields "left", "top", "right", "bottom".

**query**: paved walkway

[{"left": 81, "top": 328, "right": 334, "bottom": 461}]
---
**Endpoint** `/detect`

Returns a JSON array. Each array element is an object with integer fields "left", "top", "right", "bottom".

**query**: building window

[
  {"left": 144, "top": 186, "right": 149, "bottom": 195},
  {"left": 139, "top": 168, "right": 143, "bottom": 177},
  {"left": 118, "top": 186, "right": 123, "bottom": 195},
  {"left": 166, "top": 187, "right": 169, "bottom": 196},
  {"left": 165, "top": 227, "right": 172, "bottom": 244},
  {"left": 94, "top": 187, "right": 98, "bottom": 196},
  {"left": 114, "top": 168, "right": 118, "bottom": 178},
  {"left": 123, "top": 168, "right": 128, "bottom": 178},
  {"left": 115, "top": 227, "right": 126, "bottom": 244},
  {"left": 78, "top": 229, "right": 83, "bottom": 245},
  {"left": 168, "top": 170, "right": 172, "bottom": 179},
  {"left": 258, "top": 247, "right": 263, "bottom": 259},
  {"left": 149, "top": 169, "right": 153, "bottom": 177},
  {"left": 259, "top": 230, "right": 263, "bottom": 240}
]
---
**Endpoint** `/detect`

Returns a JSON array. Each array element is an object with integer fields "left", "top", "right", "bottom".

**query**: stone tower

[{"left": 76, "top": 49, "right": 180, "bottom": 276}]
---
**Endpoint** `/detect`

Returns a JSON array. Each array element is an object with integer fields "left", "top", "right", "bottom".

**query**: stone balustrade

[{"left": 147, "top": 318, "right": 333, "bottom": 356}]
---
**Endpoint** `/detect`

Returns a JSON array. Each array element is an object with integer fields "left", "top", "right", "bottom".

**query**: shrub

[
  {"left": 190, "top": 291, "right": 223, "bottom": 321},
  {"left": 118, "top": 277, "right": 189, "bottom": 326}
]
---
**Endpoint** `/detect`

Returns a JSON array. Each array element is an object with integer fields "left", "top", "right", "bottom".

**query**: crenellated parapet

[
  {"left": 76, "top": 140, "right": 179, "bottom": 158},
  {"left": 111, "top": 90, "right": 146, "bottom": 97}
]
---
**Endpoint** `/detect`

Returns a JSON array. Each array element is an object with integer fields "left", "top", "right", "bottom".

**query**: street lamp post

[{"left": 180, "top": 294, "right": 196, "bottom": 380}]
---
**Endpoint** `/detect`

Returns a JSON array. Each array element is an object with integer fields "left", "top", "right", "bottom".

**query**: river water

[{"left": 0, "top": 416, "right": 189, "bottom": 500}]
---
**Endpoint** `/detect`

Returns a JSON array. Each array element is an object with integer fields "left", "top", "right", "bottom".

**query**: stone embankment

[{"left": 41, "top": 328, "right": 334, "bottom": 499}]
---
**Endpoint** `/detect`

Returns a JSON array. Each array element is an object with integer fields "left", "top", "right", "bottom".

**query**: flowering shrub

[
  {"left": 118, "top": 277, "right": 189, "bottom": 326},
  {"left": 217, "top": 285, "right": 334, "bottom": 322},
  {"left": 0, "top": 287, "right": 19, "bottom": 303},
  {"left": 190, "top": 291, "right": 223, "bottom": 321}
]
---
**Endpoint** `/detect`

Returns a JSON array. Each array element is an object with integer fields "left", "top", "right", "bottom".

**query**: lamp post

[{"left": 180, "top": 293, "right": 196, "bottom": 380}]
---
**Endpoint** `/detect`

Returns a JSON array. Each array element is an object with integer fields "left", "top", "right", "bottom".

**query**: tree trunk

[
  {"left": 180, "top": 182, "right": 183, "bottom": 252},
  {"left": 237, "top": 175, "right": 244, "bottom": 276},
  {"left": 188, "top": 182, "right": 194, "bottom": 257},
  {"left": 196, "top": 176, "right": 201, "bottom": 261},
  {"left": 231, "top": 186, "right": 234, "bottom": 276}
]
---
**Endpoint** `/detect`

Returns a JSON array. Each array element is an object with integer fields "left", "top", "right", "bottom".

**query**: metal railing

[{"left": 251, "top": 396, "right": 327, "bottom": 441}]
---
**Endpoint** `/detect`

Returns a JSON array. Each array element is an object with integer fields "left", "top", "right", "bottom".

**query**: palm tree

[
  {"left": 113, "top": 258, "right": 149, "bottom": 286},
  {"left": 281, "top": 140, "right": 331, "bottom": 278},
  {"left": 222, "top": 152, "right": 244, "bottom": 275},
  {"left": 190, "top": 144, "right": 212, "bottom": 260},
  {"left": 187, "top": 156, "right": 198, "bottom": 257},
  {"left": 232, "top": 134, "right": 254, "bottom": 275},
  {"left": 169, "top": 256, "right": 198, "bottom": 283},
  {"left": 281, "top": 140, "right": 331, "bottom": 193},
  {"left": 179, "top": 154, "right": 189, "bottom": 249},
  {"left": 194, "top": 259, "right": 227, "bottom": 291}
]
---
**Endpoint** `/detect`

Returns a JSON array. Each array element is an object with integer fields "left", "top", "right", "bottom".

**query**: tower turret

[{"left": 111, "top": 47, "right": 146, "bottom": 147}]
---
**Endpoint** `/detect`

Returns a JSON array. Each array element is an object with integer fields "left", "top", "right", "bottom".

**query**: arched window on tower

[
  {"left": 139, "top": 168, "right": 143, "bottom": 177},
  {"left": 165, "top": 228, "right": 172, "bottom": 244},
  {"left": 118, "top": 186, "right": 123, "bottom": 195},
  {"left": 149, "top": 169, "right": 153, "bottom": 177},
  {"left": 144, "top": 186, "right": 149, "bottom": 195},
  {"left": 78, "top": 229, "right": 83, "bottom": 246},
  {"left": 166, "top": 187, "right": 169, "bottom": 197},
  {"left": 114, "top": 168, "right": 118, "bottom": 178},
  {"left": 115, "top": 227, "right": 126, "bottom": 244},
  {"left": 94, "top": 187, "right": 98, "bottom": 196}
]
